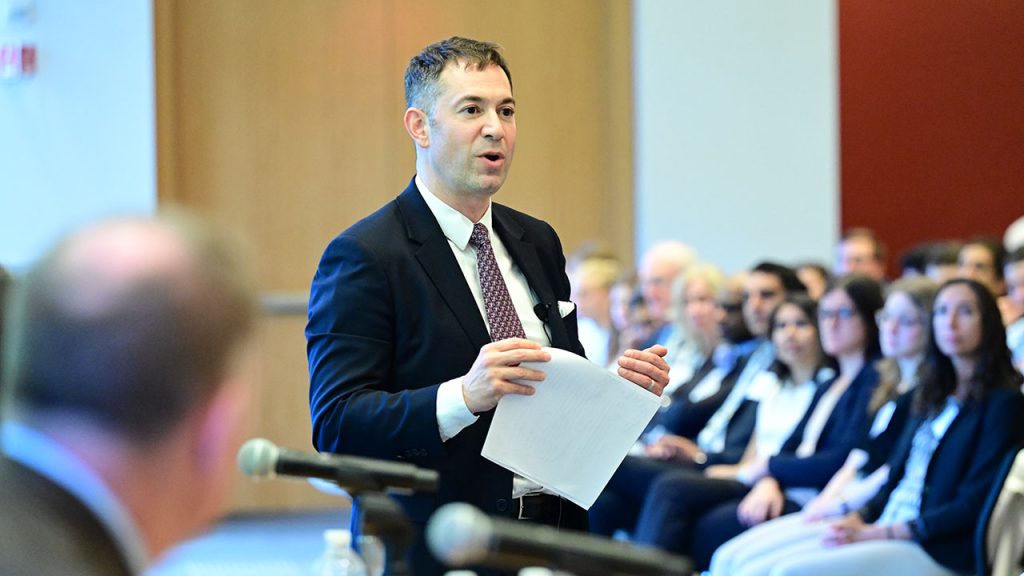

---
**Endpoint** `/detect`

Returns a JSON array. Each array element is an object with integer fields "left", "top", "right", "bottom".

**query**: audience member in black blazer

[{"left": 744, "top": 278, "right": 1024, "bottom": 576}]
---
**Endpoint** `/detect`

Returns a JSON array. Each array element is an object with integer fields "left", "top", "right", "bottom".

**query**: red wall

[{"left": 839, "top": 1, "right": 1024, "bottom": 275}]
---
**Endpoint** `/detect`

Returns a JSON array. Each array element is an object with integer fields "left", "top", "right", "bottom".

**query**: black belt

[{"left": 515, "top": 493, "right": 565, "bottom": 525}]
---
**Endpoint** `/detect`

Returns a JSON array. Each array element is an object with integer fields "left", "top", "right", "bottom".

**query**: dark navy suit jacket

[
  {"left": 861, "top": 386, "right": 1024, "bottom": 573},
  {"left": 768, "top": 361, "right": 880, "bottom": 489},
  {"left": 307, "top": 178, "right": 585, "bottom": 526}
]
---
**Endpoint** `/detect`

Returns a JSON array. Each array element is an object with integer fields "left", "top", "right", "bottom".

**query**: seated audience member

[
  {"left": 590, "top": 266, "right": 796, "bottom": 536},
  {"left": 957, "top": 236, "right": 1006, "bottom": 297},
  {"left": 631, "top": 275, "right": 883, "bottom": 570},
  {"left": 608, "top": 276, "right": 656, "bottom": 362},
  {"left": 569, "top": 256, "right": 622, "bottom": 367},
  {"left": 663, "top": 262, "right": 727, "bottom": 393},
  {"left": 710, "top": 277, "right": 939, "bottom": 575},
  {"left": 1004, "top": 247, "right": 1024, "bottom": 372},
  {"left": 646, "top": 263, "right": 805, "bottom": 468},
  {"left": 795, "top": 262, "right": 831, "bottom": 301},
  {"left": 718, "top": 279, "right": 1024, "bottom": 576},
  {"left": 0, "top": 215, "right": 259, "bottom": 575},
  {"left": 637, "top": 241, "right": 698, "bottom": 348},
  {"left": 897, "top": 243, "right": 931, "bottom": 279},
  {"left": 924, "top": 241, "right": 961, "bottom": 285},
  {"left": 835, "top": 228, "right": 887, "bottom": 282},
  {"left": 957, "top": 236, "right": 1016, "bottom": 327}
]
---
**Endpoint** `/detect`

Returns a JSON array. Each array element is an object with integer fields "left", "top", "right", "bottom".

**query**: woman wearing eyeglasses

[
  {"left": 710, "top": 277, "right": 939, "bottom": 575},
  {"left": 631, "top": 275, "right": 884, "bottom": 570},
  {"left": 721, "top": 279, "right": 1024, "bottom": 575}
]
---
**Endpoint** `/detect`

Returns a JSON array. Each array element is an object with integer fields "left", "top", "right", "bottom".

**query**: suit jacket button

[{"left": 496, "top": 499, "right": 509, "bottom": 512}]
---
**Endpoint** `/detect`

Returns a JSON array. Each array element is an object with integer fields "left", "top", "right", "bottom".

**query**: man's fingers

[
  {"left": 618, "top": 367, "right": 664, "bottom": 395},
  {"left": 487, "top": 338, "right": 544, "bottom": 352},
  {"left": 622, "top": 348, "right": 671, "bottom": 373},
  {"left": 500, "top": 366, "right": 547, "bottom": 383},
  {"left": 643, "top": 342, "right": 667, "bottom": 356},
  {"left": 495, "top": 380, "right": 536, "bottom": 397}
]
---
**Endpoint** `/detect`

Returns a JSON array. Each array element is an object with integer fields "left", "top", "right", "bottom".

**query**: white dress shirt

[{"left": 417, "top": 177, "right": 552, "bottom": 497}]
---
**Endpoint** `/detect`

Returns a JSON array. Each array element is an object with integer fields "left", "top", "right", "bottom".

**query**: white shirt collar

[
  {"left": 416, "top": 175, "right": 494, "bottom": 250},
  {"left": 1, "top": 421, "right": 149, "bottom": 574}
]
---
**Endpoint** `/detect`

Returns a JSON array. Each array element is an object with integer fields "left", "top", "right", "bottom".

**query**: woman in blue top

[{"left": 750, "top": 278, "right": 1024, "bottom": 576}]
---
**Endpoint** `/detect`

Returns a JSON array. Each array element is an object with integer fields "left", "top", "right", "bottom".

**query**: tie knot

[{"left": 469, "top": 223, "right": 490, "bottom": 249}]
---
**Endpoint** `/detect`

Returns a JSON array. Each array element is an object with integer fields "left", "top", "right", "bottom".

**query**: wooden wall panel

[{"left": 156, "top": 0, "right": 633, "bottom": 511}]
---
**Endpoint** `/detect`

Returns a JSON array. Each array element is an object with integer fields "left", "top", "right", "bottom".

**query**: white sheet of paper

[{"left": 481, "top": 347, "right": 665, "bottom": 509}]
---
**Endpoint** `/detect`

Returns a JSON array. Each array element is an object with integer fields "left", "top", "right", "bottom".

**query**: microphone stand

[{"left": 349, "top": 491, "right": 415, "bottom": 576}]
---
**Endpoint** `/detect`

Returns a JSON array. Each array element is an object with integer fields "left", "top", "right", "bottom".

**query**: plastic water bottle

[{"left": 313, "top": 529, "right": 368, "bottom": 576}]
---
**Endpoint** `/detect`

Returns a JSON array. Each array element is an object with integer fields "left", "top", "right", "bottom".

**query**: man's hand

[
  {"left": 462, "top": 338, "right": 551, "bottom": 414},
  {"left": 737, "top": 477, "right": 785, "bottom": 526},
  {"left": 617, "top": 345, "right": 670, "bottom": 395},
  {"left": 645, "top": 434, "right": 701, "bottom": 463}
]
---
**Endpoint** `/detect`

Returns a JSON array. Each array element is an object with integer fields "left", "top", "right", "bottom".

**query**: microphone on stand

[
  {"left": 426, "top": 503, "right": 692, "bottom": 576},
  {"left": 237, "top": 438, "right": 439, "bottom": 494}
]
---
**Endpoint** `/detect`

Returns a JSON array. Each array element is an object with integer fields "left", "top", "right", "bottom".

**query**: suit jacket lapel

[
  {"left": 395, "top": 182, "right": 491, "bottom": 350},
  {"left": 492, "top": 205, "right": 571, "bottom": 349}
]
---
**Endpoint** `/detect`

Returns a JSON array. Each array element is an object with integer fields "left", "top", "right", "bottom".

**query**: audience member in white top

[{"left": 705, "top": 294, "right": 830, "bottom": 484}]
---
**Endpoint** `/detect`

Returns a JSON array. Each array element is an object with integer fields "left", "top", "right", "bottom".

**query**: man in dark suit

[
  {"left": 0, "top": 214, "right": 259, "bottom": 575},
  {"left": 306, "top": 36, "right": 670, "bottom": 574}
]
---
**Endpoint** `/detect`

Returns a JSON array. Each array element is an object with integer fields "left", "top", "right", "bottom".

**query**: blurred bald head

[
  {"left": 639, "top": 241, "right": 697, "bottom": 324},
  {"left": 3, "top": 214, "right": 258, "bottom": 442}
]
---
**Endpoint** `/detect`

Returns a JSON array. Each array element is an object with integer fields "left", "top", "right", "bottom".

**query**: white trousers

[{"left": 710, "top": 514, "right": 956, "bottom": 576}]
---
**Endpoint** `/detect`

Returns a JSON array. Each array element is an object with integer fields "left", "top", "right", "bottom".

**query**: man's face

[
  {"left": 716, "top": 285, "right": 749, "bottom": 343},
  {"left": 417, "top": 63, "right": 516, "bottom": 201},
  {"left": 743, "top": 272, "right": 785, "bottom": 337},
  {"left": 958, "top": 244, "right": 1002, "bottom": 295},
  {"left": 639, "top": 258, "right": 680, "bottom": 324},
  {"left": 836, "top": 236, "right": 884, "bottom": 280}
]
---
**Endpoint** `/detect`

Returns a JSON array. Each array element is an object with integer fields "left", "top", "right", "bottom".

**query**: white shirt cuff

[{"left": 437, "top": 376, "right": 478, "bottom": 442}]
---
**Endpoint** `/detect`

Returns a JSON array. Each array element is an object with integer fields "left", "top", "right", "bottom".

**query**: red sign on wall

[{"left": 0, "top": 43, "right": 37, "bottom": 79}]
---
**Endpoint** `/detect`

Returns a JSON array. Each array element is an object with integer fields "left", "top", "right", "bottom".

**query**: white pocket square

[{"left": 557, "top": 300, "right": 576, "bottom": 318}]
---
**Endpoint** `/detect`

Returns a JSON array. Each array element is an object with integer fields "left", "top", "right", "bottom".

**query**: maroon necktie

[{"left": 469, "top": 223, "right": 527, "bottom": 341}]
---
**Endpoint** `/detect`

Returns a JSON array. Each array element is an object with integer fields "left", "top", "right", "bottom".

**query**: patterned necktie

[{"left": 469, "top": 223, "right": 527, "bottom": 341}]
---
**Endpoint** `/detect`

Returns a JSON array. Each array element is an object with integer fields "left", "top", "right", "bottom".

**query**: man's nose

[{"left": 482, "top": 110, "right": 505, "bottom": 139}]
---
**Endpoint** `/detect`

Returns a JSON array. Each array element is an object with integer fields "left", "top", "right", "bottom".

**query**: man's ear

[{"left": 404, "top": 107, "right": 430, "bottom": 148}]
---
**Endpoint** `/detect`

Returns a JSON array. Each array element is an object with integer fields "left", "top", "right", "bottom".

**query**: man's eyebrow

[{"left": 454, "top": 95, "right": 516, "bottom": 107}]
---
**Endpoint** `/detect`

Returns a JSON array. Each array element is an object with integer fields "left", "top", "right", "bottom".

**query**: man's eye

[
  {"left": 463, "top": 105, "right": 481, "bottom": 114},
  {"left": 500, "top": 107, "right": 515, "bottom": 117}
]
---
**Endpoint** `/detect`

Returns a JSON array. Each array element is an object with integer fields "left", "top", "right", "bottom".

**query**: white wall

[
  {"left": 634, "top": 1, "right": 838, "bottom": 274},
  {"left": 0, "top": 0, "right": 155, "bottom": 271}
]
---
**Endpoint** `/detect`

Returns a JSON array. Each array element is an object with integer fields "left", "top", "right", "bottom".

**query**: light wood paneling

[{"left": 156, "top": 0, "right": 634, "bottom": 511}]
